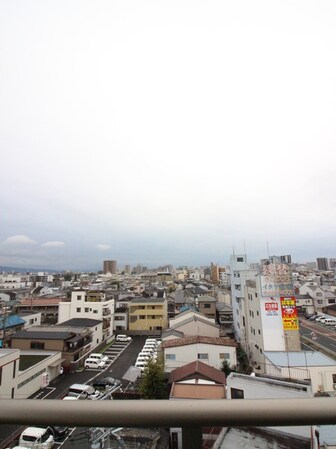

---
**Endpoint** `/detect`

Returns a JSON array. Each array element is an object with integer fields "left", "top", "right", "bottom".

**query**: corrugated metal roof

[
  {"left": 264, "top": 351, "right": 336, "bottom": 367},
  {"left": 0, "top": 315, "right": 26, "bottom": 329}
]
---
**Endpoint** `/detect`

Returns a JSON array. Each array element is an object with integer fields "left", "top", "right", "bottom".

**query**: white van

[
  {"left": 84, "top": 358, "right": 106, "bottom": 369},
  {"left": 116, "top": 334, "right": 132, "bottom": 342},
  {"left": 324, "top": 318, "right": 336, "bottom": 326},
  {"left": 89, "top": 353, "right": 109, "bottom": 363},
  {"left": 141, "top": 348, "right": 155, "bottom": 357},
  {"left": 19, "top": 427, "right": 54, "bottom": 449},
  {"left": 68, "top": 383, "right": 100, "bottom": 399},
  {"left": 135, "top": 361, "right": 147, "bottom": 370}
]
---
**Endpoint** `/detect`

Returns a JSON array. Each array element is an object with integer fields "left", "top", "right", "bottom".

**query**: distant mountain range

[{"left": 0, "top": 266, "right": 60, "bottom": 274}]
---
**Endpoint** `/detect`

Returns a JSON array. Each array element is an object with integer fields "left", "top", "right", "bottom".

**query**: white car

[
  {"left": 84, "top": 358, "right": 106, "bottom": 369},
  {"left": 19, "top": 427, "right": 54, "bottom": 449},
  {"left": 116, "top": 334, "right": 132, "bottom": 342},
  {"left": 89, "top": 353, "right": 109, "bottom": 363}
]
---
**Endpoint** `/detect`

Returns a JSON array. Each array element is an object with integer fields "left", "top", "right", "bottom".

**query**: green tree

[
  {"left": 139, "top": 358, "right": 166, "bottom": 399},
  {"left": 221, "top": 359, "right": 232, "bottom": 377}
]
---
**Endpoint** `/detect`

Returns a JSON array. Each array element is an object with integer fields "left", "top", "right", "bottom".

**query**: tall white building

[
  {"left": 230, "top": 254, "right": 257, "bottom": 342},
  {"left": 58, "top": 291, "right": 114, "bottom": 342},
  {"left": 230, "top": 255, "right": 301, "bottom": 374}
]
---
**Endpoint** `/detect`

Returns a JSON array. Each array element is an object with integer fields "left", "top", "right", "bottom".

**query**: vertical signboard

[
  {"left": 260, "top": 297, "right": 286, "bottom": 351},
  {"left": 280, "top": 296, "right": 298, "bottom": 330}
]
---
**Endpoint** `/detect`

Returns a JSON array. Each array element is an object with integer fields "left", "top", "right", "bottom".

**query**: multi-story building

[
  {"left": 317, "top": 257, "right": 329, "bottom": 271},
  {"left": 230, "top": 255, "right": 301, "bottom": 374},
  {"left": 128, "top": 297, "right": 168, "bottom": 333},
  {"left": 58, "top": 290, "right": 114, "bottom": 342},
  {"left": 103, "top": 260, "right": 117, "bottom": 274},
  {"left": 230, "top": 254, "right": 257, "bottom": 342}
]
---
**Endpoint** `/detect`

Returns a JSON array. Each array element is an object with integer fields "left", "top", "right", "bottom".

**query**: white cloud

[
  {"left": 96, "top": 244, "right": 110, "bottom": 251},
  {"left": 41, "top": 241, "right": 65, "bottom": 248},
  {"left": 2, "top": 235, "right": 36, "bottom": 245}
]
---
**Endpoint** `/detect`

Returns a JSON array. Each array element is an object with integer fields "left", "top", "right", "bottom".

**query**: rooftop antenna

[
  {"left": 266, "top": 241, "right": 270, "bottom": 259},
  {"left": 243, "top": 239, "right": 247, "bottom": 259}
]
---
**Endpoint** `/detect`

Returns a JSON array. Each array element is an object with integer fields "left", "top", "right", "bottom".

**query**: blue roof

[
  {"left": 180, "top": 305, "right": 197, "bottom": 313},
  {"left": 0, "top": 315, "right": 26, "bottom": 329}
]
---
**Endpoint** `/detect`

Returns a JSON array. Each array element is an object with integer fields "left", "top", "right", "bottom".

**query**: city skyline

[{"left": 1, "top": 1, "right": 336, "bottom": 270}]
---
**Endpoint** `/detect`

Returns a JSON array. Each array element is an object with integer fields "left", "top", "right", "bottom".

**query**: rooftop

[
  {"left": 264, "top": 351, "right": 336, "bottom": 367},
  {"left": 161, "top": 335, "right": 237, "bottom": 349}
]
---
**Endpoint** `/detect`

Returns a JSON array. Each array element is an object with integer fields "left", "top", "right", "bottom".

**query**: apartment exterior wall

[
  {"left": 129, "top": 299, "right": 168, "bottom": 332},
  {"left": 171, "top": 320, "right": 219, "bottom": 338},
  {"left": 0, "top": 349, "right": 20, "bottom": 399},
  {"left": 164, "top": 342, "right": 236, "bottom": 373}
]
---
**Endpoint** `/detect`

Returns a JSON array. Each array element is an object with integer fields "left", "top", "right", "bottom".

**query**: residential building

[
  {"left": 0, "top": 315, "right": 26, "bottom": 347},
  {"left": 162, "top": 335, "right": 237, "bottom": 372},
  {"left": 229, "top": 254, "right": 258, "bottom": 342},
  {"left": 128, "top": 297, "right": 168, "bottom": 332},
  {"left": 168, "top": 360, "right": 227, "bottom": 386},
  {"left": 164, "top": 310, "right": 219, "bottom": 340},
  {"left": 196, "top": 295, "right": 217, "bottom": 320},
  {"left": 11, "top": 320, "right": 101, "bottom": 371},
  {"left": 299, "top": 283, "right": 336, "bottom": 313},
  {"left": 58, "top": 290, "right": 114, "bottom": 342},
  {"left": 15, "top": 297, "right": 65, "bottom": 324}
]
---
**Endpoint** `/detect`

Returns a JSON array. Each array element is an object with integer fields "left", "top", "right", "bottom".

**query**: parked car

[
  {"left": 84, "top": 358, "right": 107, "bottom": 369},
  {"left": 116, "top": 334, "right": 132, "bottom": 342},
  {"left": 89, "top": 353, "right": 109, "bottom": 363},
  {"left": 92, "top": 377, "right": 121, "bottom": 389},
  {"left": 19, "top": 427, "right": 54, "bottom": 449},
  {"left": 47, "top": 426, "right": 69, "bottom": 441},
  {"left": 68, "top": 383, "right": 101, "bottom": 400}
]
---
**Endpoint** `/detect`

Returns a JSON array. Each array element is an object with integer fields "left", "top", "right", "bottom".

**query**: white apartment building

[
  {"left": 162, "top": 336, "right": 237, "bottom": 372},
  {"left": 58, "top": 291, "right": 114, "bottom": 342},
  {"left": 230, "top": 254, "right": 257, "bottom": 341}
]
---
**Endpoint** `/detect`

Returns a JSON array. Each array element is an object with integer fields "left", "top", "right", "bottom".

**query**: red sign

[{"left": 265, "top": 303, "right": 278, "bottom": 311}]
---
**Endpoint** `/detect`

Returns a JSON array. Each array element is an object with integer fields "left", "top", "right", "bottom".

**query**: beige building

[
  {"left": 129, "top": 297, "right": 168, "bottom": 332},
  {"left": 103, "top": 260, "right": 117, "bottom": 274},
  {"left": 0, "top": 348, "right": 62, "bottom": 399}
]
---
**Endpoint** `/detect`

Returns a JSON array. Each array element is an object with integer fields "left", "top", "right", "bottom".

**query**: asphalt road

[
  {"left": 0, "top": 336, "right": 147, "bottom": 449},
  {"left": 299, "top": 317, "right": 336, "bottom": 357}
]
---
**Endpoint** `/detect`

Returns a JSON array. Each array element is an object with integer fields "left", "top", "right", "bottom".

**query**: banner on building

[
  {"left": 280, "top": 296, "right": 298, "bottom": 330},
  {"left": 260, "top": 261, "right": 294, "bottom": 297},
  {"left": 265, "top": 302, "right": 279, "bottom": 316}
]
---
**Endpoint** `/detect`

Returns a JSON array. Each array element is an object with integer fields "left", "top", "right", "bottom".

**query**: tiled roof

[
  {"left": 170, "top": 382, "right": 226, "bottom": 399},
  {"left": 169, "top": 360, "right": 226, "bottom": 385},
  {"left": 161, "top": 335, "right": 237, "bottom": 349}
]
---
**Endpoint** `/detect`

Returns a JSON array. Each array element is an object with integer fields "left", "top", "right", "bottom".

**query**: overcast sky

[{"left": 1, "top": 1, "right": 336, "bottom": 271}]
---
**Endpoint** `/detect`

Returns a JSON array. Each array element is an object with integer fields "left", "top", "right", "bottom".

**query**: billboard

[
  {"left": 260, "top": 261, "right": 293, "bottom": 297},
  {"left": 260, "top": 297, "right": 285, "bottom": 350},
  {"left": 280, "top": 296, "right": 299, "bottom": 331}
]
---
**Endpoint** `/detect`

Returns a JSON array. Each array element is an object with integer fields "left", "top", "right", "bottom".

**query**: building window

[
  {"left": 317, "top": 300, "right": 323, "bottom": 304},
  {"left": 255, "top": 293, "right": 258, "bottom": 298},
  {"left": 203, "top": 304, "right": 211, "bottom": 308},
  {"left": 219, "top": 353, "right": 230, "bottom": 359},
  {"left": 231, "top": 388, "right": 244, "bottom": 399},
  {"left": 77, "top": 295, "right": 81, "bottom": 300},
  {"left": 93, "top": 310, "right": 98, "bottom": 314},
  {"left": 0, "top": 367, "right": 2, "bottom": 385},
  {"left": 237, "top": 257, "right": 244, "bottom": 262},
  {"left": 139, "top": 315, "right": 146, "bottom": 319},
  {"left": 76, "top": 308, "right": 81, "bottom": 313},
  {"left": 316, "top": 293, "right": 322, "bottom": 297},
  {"left": 198, "top": 353, "right": 208, "bottom": 360},
  {"left": 13, "top": 360, "right": 16, "bottom": 378},
  {"left": 30, "top": 342, "right": 45, "bottom": 350},
  {"left": 166, "top": 354, "right": 176, "bottom": 360},
  {"left": 85, "top": 308, "right": 89, "bottom": 312}
]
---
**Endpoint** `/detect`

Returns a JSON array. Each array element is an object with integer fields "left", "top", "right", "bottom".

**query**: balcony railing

[{"left": 1, "top": 398, "right": 336, "bottom": 449}]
